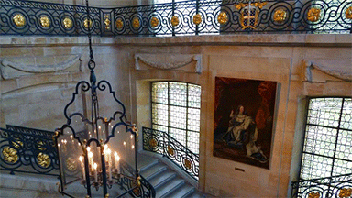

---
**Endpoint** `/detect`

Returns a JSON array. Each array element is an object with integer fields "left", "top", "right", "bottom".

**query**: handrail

[
  {"left": 0, "top": 0, "right": 350, "bottom": 37},
  {"left": 142, "top": 126, "right": 199, "bottom": 181},
  {"left": 291, "top": 173, "right": 352, "bottom": 198}
]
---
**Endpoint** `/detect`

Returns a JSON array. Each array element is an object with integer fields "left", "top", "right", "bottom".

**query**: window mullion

[
  {"left": 168, "top": 82, "right": 170, "bottom": 135},
  {"left": 186, "top": 83, "right": 189, "bottom": 154}
]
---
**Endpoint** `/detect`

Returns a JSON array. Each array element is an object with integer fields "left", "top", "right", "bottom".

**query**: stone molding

[
  {"left": 135, "top": 53, "right": 202, "bottom": 73},
  {"left": 0, "top": 55, "right": 81, "bottom": 80},
  {"left": 304, "top": 59, "right": 352, "bottom": 82}
]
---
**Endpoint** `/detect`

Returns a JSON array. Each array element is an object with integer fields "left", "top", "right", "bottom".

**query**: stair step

[
  {"left": 140, "top": 163, "right": 168, "bottom": 180},
  {"left": 149, "top": 170, "right": 177, "bottom": 189},
  {"left": 157, "top": 178, "right": 184, "bottom": 198},
  {"left": 139, "top": 158, "right": 160, "bottom": 172},
  {"left": 164, "top": 183, "right": 195, "bottom": 198},
  {"left": 189, "top": 192, "right": 205, "bottom": 198}
]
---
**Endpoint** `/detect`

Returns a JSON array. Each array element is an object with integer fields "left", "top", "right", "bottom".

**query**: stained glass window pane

[{"left": 151, "top": 81, "right": 201, "bottom": 155}]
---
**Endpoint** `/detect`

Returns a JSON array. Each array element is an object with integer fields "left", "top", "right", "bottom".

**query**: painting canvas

[{"left": 213, "top": 77, "right": 277, "bottom": 169}]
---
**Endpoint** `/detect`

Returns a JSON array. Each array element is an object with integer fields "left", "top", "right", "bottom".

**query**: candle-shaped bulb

[
  {"left": 98, "top": 126, "right": 101, "bottom": 129},
  {"left": 123, "top": 141, "right": 126, "bottom": 146},
  {"left": 87, "top": 147, "right": 91, "bottom": 152},
  {"left": 79, "top": 156, "right": 83, "bottom": 162},
  {"left": 93, "top": 163, "right": 98, "bottom": 182},
  {"left": 130, "top": 135, "right": 133, "bottom": 139},
  {"left": 132, "top": 145, "right": 135, "bottom": 149},
  {"left": 104, "top": 145, "right": 108, "bottom": 150},
  {"left": 93, "top": 163, "right": 97, "bottom": 170}
]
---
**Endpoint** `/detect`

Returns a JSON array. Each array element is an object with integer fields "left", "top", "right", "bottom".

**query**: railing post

[
  {"left": 172, "top": 0, "right": 175, "bottom": 37},
  {"left": 195, "top": 0, "right": 199, "bottom": 35}
]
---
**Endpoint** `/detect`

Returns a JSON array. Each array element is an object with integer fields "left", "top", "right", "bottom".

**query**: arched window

[{"left": 151, "top": 82, "right": 201, "bottom": 154}]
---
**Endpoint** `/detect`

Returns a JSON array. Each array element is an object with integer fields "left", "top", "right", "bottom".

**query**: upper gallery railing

[
  {"left": 142, "top": 127, "right": 199, "bottom": 181},
  {"left": 291, "top": 173, "right": 352, "bottom": 198},
  {"left": 0, "top": 0, "right": 351, "bottom": 37}
]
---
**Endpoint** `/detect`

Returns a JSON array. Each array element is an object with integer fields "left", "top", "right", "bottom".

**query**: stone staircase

[{"left": 138, "top": 154, "right": 204, "bottom": 198}]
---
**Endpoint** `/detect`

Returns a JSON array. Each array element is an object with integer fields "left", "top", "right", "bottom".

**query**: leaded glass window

[
  {"left": 300, "top": 97, "right": 352, "bottom": 181},
  {"left": 151, "top": 82, "right": 201, "bottom": 154}
]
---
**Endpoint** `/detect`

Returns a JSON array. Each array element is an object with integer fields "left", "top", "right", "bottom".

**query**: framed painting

[{"left": 213, "top": 77, "right": 278, "bottom": 169}]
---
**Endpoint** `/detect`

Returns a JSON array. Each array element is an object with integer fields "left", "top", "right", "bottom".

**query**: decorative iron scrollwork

[
  {"left": 307, "top": 8, "right": 321, "bottom": 22},
  {"left": 12, "top": 139, "right": 23, "bottom": 149},
  {"left": 40, "top": 16, "right": 50, "bottom": 28},
  {"left": 2, "top": 147, "right": 18, "bottom": 163},
  {"left": 38, "top": 152, "right": 50, "bottom": 168},
  {"left": 192, "top": 14, "right": 202, "bottom": 25},
  {"left": 13, "top": 14, "right": 26, "bottom": 27},
  {"left": 217, "top": 12, "right": 228, "bottom": 25},
  {"left": 170, "top": 16, "right": 180, "bottom": 27},
  {"left": 273, "top": 9, "right": 287, "bottom": 23}
]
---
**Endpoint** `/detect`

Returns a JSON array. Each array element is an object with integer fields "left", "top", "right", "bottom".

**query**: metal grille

[
  {"left": 151, "top": 82, "right": 201, "bottom": 154},
  {"left": 298, "top": 97, "right": 352, "bottom": 194}
]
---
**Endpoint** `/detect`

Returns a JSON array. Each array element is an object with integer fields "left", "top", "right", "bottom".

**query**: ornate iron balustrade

[
  {"left": 142, "top": 127, "right": 199, "bottom": 180},
  {"left": 291, "top": 173, "right": 352, "bottom": 198},
  {"left": 0, "top": 125, "right": 60, "bottom": 176},
  {"left": 0, "top": 0, "right": 351, "bottom": 37}
]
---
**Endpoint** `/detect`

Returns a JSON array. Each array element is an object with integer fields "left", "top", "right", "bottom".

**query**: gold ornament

[
  {"left": 217, "top": 12, "right": 228, "bottom": 25},
  {"left": 2, "top": 147, "right": 18, "bottom": 163},
  {"left": 38, "top": 152, "right": 50, "bottom": 168},
  {"left": 149, "top": 138, "right": 157, "bottom": 148},
  {"left": 38, "top": 141, "right": 47, "bottom": 150},
  {"left": 167, "top": 146, "right": 174, "bottom": 156},
  {"left": 84, "top": 18, "right": 93, "bottom": 28},
  {"left": 236, "top": 3, "right": 245, "bottom": 10},
  {"left": 192, "top": 14, "right": 202, "bottom": 25},
  {"left": 132, "top": 17, "right": 140, "bottom": 29},
  {"left": 150, "top": 16, "right": 159, "bottom": 28},
  {"left": 40, "top": 15, "right": 50, "bottom": 28},
  {"left": 12, "top": 140, "right": 23, "bottom": 149},
  {"left": 346, "top": 6, "right": 352, "bottom": 19},
  {"left": 273, "top": 9, "right": 287, "bottom": 22},
  {"left": 66, "top": 158, "right": 77, "bottom": 171},
  {"left": 170, "top": 16, "right": 180, "bottom": 27},
  {"left": 104, "top": 16, "right": 111, "bottom": 30},
  {"left": 339, "top": 188, "right": 352, "bottom": 198},
  {"left": 183, "top": 158, "right": 192, "bottom": 170},
  {"left": 308, "top": 192, "right": 320, "bottom": 198},
  {"left": 13, "top": 14, "right": 26, "bottom": 27},
  {"left": 115, "top": 19, "right": 124, "bottom": 29},
  {"left": 63, "top": 17, "right": 72, "bottom": 29},
  {"left": 307, "top": 8, "right": 321, "bottom": 22}
]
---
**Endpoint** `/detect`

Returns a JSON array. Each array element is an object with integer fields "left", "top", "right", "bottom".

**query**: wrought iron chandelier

[{"left": 54, "top": 0, "right": 139, "bottom": 197}]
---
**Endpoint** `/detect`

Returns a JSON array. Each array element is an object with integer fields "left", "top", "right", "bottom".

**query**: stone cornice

[{"left": 0, "top": 34, "right": 351, "bottom": 48}]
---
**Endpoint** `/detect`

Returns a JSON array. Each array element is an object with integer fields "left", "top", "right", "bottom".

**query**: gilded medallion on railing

[
  {"left": 13, "top": 14, "right": 26, "bottom": 27},
  {"left": 2, "top": 147, "right": 18, "bottom": 163},
  {"left": 307, "top": 8, "right": 321, "bottom": 22},
  {"left": 132, "top": 17, "right": 141, "bottom": 29},
  {"left": 217, "top": 12, "right": 228, "bottom": 25},
  {"left": 37, "top": 152, "right": 50, "bottom": 168},
  {"left": 346, "top": 6, "right": 352, "bottom": 19},
  {"left": 63, "top": 17, "right": 73, "bottom": 29},
  {"left": 237, "top": 2, "right": 267, "bottom": 29},
  {"left": 104, "top": 16, "right": 111, "bottom": 30},
  {"left": 170, "top": 16, "right": 180, "bottom": 27},
  {"left": 339, "top": 188, "right": 352, "bottom": 198},
  {"left": 115, "top": 19, "right": 124, "bottom": 29},
  {"left": 150, "top": 16, "right": 160, "bottom": 28},
  {"left": 192, "top": 14, "right": 202, "bottom": 26},
  {"left": 273, "top": 9, "right": 287, "bottom": 23},
  {"left": 40, "top": 16, "right": 50, "bottom": 28},
  {"left": 83, "top": 18, "right": 93, "bottom": 28}
]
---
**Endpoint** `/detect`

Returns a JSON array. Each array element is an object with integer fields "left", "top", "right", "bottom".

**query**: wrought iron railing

[
  {"left": 142, "top": 127, "right": 199, "bottom": 181},
  {"left": 0, "top": 0, "right": 351, "bottom": 37},
  {"left": 0, "top": 125, "right": 60, "bottom": 176},
  {"left": 291, "top": 173, "right": 352, "bottom": 198}
]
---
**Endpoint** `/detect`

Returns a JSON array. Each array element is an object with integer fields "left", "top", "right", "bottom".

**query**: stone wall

[
  {"left": 121, "top": 34, "right": 352, "bottom": 197},
  {"left": 0, "top": 37, "right": 131, "bottom": 131}
]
